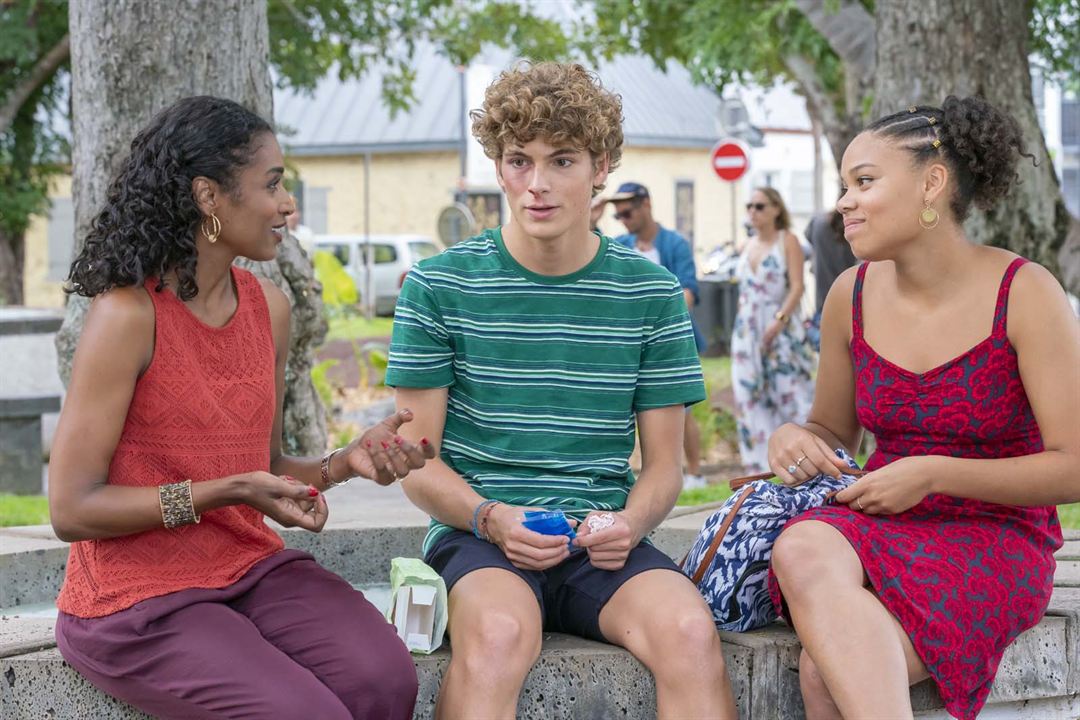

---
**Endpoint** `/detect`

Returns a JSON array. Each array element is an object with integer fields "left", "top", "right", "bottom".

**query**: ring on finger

[
  {"left": 856, "top": 497, "right": 864, "bottom": 511},
  {"left": 787, "top": 463, "right": 799, "bottom": 475},
  {"left": 794, "top": 454, "right": 808, "bottom": 469}
]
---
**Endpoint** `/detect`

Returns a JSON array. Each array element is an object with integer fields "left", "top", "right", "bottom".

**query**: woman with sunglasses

[{"left": 730, "top": 187, "right": 815, "bottom": 472}]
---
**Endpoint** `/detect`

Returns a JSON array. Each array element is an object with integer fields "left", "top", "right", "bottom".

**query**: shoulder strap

[
  {"left": 851, "top": 261, "right": 870, "bottom": 339},
  {"left": 992, "top": 257, "right": 1028, "bottom": 337},
  {"left": 689, "top": 485, "right": 757, "bottom": 585}
]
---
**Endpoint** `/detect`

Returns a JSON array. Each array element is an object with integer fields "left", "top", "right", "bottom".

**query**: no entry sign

[{"left": 711, "top": 140, "right": 750, "bottom": 182}]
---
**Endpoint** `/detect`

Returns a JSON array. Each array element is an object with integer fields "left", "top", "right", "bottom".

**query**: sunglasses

[
  {"left": 614, "top": 208, "right": 636, "bottom": 220},
  {"left": 746, "top": 202, "right": 770, "bottom": 211}
]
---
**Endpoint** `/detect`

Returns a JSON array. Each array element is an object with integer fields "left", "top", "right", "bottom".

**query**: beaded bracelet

[
  {"left": 470, "top": 499, "right": 500, "bottom": 540},
  {"left": 159, "top": 479, "right": 201, "bottom": 529},
  {"left": 476, "top": 501, "right": 501, "bottom": 542}
]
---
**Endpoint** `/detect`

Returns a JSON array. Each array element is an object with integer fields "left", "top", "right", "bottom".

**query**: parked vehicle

[{"left": 311, "top": 234, "right": 444, "bottom": 315}]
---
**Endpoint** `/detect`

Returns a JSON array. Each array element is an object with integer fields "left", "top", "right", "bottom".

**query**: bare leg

[
  {"left": 435, "top": 569, "right": 542, "bottom": 720},
  {"left": 772, "top": 521, "right": 929, "bottom": 719},
  {"left": 684, "top": 412, "right": 702, "bottom": 476},
  {"left": 599, "top": 570, "right": 736, "bottom": 719}
]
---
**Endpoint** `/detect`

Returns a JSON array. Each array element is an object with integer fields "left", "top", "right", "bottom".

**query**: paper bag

[{"left": 386, "top": 557, "right": 448, "bottom": 654}]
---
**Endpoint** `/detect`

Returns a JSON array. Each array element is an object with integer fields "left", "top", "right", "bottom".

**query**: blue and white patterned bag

[{"left": 680, "top": 449, "right": 862, "bottom": 632}]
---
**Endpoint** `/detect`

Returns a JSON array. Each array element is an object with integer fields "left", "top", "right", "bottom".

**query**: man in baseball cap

[{"left": 611, "top": 181, "right": 708, "bottom": 491}]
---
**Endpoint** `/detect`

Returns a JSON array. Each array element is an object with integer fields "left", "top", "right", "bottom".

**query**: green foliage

[
  {"left": 676, "top": 482, "right": 734, "bottom": 507},
  {"left": 1030, "top": 0, "right": 1080, "bottom": 92},
  {"left": 0, "top": 494, "right": 50, "bottom": 527},
  {"left": 0, "top": 1, "right": 68, "bottom": 236},
  {"left": 267, "top": 0, "right": 573, "bottom": 116},
  {"left": 311, "top": 358, "right": 341, "bottom": 408},
  {"left": 312, "top": 250, "right": 359, "bottom": 307},
  {"left": 584, "top": 0, "right": 850, "bottom": 121},
  {"left": 326, "top": 314, "right": 395, "bottom": 341}
]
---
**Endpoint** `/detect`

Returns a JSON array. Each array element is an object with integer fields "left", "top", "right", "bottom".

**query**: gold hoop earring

[
  {"left": 919, "top": 203, "right": 939, "bottom": 230},
  {"left": 201, "top": 213, "right": 222, "bottom": 243}
]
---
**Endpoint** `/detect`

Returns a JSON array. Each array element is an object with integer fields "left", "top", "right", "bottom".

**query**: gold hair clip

[
  {"left": 927, "top": 117, "right": 937, "bottom": 125},
  {"left": 908, "top": 105, "right": 918, "bottom": 113},
  {"left": 932, "top": 139, "right": 942, "bottom": 148}
]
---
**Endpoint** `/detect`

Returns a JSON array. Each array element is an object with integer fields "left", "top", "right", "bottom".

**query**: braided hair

[
  {"left": 866, "top": 96, "right": 1035, "bottom": 222},
  {"left": 67, "top": 96, "right": 273, "bottom": 301}
]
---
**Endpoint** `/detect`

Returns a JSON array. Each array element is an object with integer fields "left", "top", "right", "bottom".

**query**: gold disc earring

[
  {"left": 201, "top": 213, "right": 222, "bottom": 243},
  {"left": 919, "top": 203, "right": 939, "bottom": 230}
]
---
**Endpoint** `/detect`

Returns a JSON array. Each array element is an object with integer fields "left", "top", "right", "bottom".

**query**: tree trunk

[
  {"left": 0, "top": 228, "right": 25, "bottom": 305},
  {"left": 872, "top": 0, "right": 1077, "bottom": 292},
  {"left": 56, "top": 0, "right": 328, "bottom": 455},
  {"left": 789, "top": 0, "right": 878, "bottom": 170},
  {"left": 236, "top": 235, "right": 329, "bottom": 456}
]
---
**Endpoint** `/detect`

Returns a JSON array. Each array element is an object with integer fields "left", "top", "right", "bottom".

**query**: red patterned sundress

[{"left": 768, "top": 257, "right": 1063, "bottom": 719}]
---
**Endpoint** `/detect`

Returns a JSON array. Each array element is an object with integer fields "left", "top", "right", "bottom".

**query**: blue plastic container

[{"left": 522, "top": 509, "right": 577, "bottom": 542}]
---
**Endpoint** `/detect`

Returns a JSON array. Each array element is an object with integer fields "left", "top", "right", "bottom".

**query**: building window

[
  {"left": 46, "top": 197, "right": 74, "bottom": 281},
  {"left": 1063, "top": 168, "right": 1079, "bottom": 216},
  {"left": 305, "top": 187, "right": 329, "bottom": 233},
  {"left": 1062, "top": 100, "right": 1079, "bottom": 149},
  {"left": 788, "top": 170, "right": 815, "bottom": 214},
  {"left": 675, "top": 181, "right": 694, "bottom": 247}
]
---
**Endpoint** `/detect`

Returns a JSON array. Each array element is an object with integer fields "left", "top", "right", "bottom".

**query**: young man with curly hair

[{"left": 386, "top": 62, "right": 736, "bottom": 719}]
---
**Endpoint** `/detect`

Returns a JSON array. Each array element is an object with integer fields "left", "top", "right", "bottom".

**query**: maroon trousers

[{"left": 56, "top": 550, "right": 417, "bottom": 720}]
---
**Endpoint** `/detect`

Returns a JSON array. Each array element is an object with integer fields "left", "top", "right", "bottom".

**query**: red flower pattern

[{"left": 768, "top": 258, "right": 1062, "bottom": 720}]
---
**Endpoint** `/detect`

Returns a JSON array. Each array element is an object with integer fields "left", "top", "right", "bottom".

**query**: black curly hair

[
  {"left": 866, "top": 95, "right": 1036, "bottom": 222},
  {"left": 66, "top": 96, "right": 273, "bottom": 300}
]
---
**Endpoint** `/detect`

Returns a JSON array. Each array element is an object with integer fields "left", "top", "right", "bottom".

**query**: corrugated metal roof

[{"left": 273, "top": 47, "right": 725, "bottom": 156}]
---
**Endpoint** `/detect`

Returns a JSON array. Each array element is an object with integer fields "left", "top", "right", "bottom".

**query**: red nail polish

[
  {"left": 364, "top": 440, "right": 372, "bottom": 448},
  {"left": 394, "top": 436, "right": 404, "bottom": 445},
  {"left": 420, "top": 437, "right": 429, "bottom": 445},
  {"left": 381, "top": 441, "right": 389, "bottom": 449},
  {"left": 308, "top": 487, "right": 319, "bottom": 497}
]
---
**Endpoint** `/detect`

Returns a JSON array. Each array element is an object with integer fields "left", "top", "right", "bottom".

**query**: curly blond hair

[{"left": 471, "top": 62, "right": 623, "bottom": 190}]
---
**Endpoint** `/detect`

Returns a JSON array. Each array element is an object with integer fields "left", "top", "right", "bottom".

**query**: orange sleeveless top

[{"left": 57, "top": 267, "right": 285, "bottom": 618}]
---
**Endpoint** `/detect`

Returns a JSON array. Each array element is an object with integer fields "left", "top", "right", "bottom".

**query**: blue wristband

[{"left": 470, "top": 499, "right": 499, "bottom": 539}]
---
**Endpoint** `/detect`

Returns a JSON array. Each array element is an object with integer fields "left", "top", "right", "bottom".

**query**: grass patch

[
  {"left": 699, "top": 356, "right": 732, "bottom": 392},
  {"left": 326, "top": 314, "right": 395, "bottom": 342},
  {"left": 0, "top": 494, "right": 50, "bottom": 527},
  {"left": 1058, "top": 503, "right": 1080, "bottom": 530}
]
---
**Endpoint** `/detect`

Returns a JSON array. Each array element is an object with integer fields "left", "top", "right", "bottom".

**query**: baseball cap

[{"left": 608, "top": 182, "right": 650, "bottom": 202}]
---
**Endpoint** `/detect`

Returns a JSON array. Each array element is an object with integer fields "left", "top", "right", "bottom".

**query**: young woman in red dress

[{"left": 766, "top": 96, "right": 1080, "bottom": 719}]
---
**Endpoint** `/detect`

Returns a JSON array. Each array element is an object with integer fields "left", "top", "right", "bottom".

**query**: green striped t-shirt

[{"left": 385, "top": 227, "right": 706, "bottom": 553}]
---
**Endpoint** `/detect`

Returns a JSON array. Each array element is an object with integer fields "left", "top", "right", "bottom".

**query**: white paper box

[{"left": 393, "top": 584, "right": 438, "bottom": 652}]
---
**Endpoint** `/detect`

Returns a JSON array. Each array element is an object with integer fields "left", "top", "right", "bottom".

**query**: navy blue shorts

[{"left": 425, "top": 530, "right": 682, "bottom": 642}]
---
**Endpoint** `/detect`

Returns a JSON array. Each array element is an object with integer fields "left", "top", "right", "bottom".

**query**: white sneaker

[{"left": 683, "top": 473, "right": 707, "bottom": 490}]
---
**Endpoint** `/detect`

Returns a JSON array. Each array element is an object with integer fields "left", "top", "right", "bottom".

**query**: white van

[{"left": 312, "top": 234, "right": 443, "bottom": 315}]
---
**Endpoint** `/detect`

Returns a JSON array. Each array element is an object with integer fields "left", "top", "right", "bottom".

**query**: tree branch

[
  {"left": 783, "top": 53, "right": 842, "bottom": 135},
  {"left": 792, "top": 0, "right": 876, "bottom": 85},
  {"left": 0, "top": 32, "right": 70, "bottom": 136}
]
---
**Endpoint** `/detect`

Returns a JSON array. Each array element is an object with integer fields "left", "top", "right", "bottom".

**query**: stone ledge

[
  {"left": 1, "top": 611, "right": 1073, "bottom": 719},
  {"left": 0, "top": 309, "right": 64, "bottom": 336},
  {"left": 0, "top": 396, "right": 61, "bottom": 417}
]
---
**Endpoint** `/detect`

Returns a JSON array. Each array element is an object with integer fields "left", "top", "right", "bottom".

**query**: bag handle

[
  {"left": 728, "top": 467, "right": 867, "bottom": 491},
  {"left": 688, "top": 484, "right": 757, "bottom": 585}
]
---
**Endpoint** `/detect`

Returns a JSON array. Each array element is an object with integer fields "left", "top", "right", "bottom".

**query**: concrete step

[
  {"left": 2, "top": 519, "right": 1078, "bottom": 718},
  {"left": 2, "top": 607, "right": 1076, "bottom": 720}
]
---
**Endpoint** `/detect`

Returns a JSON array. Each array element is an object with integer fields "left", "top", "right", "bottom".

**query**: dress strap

[
  {"left": 851, "top": 261, "right": 870, "bottom": 339},
  {"left": 991, "top": 257, "right": 1028, "bottom": 337}
]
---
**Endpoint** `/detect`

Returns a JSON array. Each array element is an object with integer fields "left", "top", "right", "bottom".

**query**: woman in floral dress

[
  {"left": 766, "top": 96, "right": 1079, "bottom": 719},
  {"left": 731, "top": 187, "right": 815, "bottom": 472}
]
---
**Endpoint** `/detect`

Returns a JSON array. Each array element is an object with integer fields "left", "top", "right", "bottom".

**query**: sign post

[{"left": 711, "top": 139, "right": 750, "bottom": 247}]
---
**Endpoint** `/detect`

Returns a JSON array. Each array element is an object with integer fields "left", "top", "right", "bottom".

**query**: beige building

[{"left": 25, "top": 51, "right": 750, "bottom": 308}]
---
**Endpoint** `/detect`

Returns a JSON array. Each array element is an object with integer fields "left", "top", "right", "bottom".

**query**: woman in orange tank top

[{"left": 49, "top": 96, "right": 435, "bottom": 719}]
